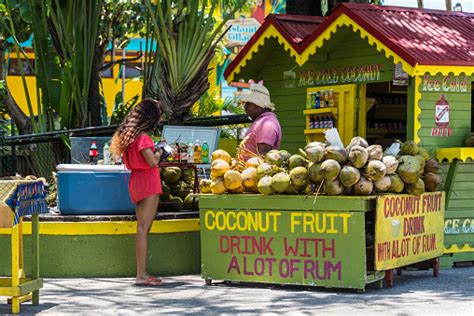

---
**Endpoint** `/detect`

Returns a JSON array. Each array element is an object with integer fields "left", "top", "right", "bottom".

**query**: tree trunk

[
  {"left": 0, "top": 44, "right": 31, "bottom": 134},
  {"left": 87, "top": 43, "right": 104, "bottom": 127}
]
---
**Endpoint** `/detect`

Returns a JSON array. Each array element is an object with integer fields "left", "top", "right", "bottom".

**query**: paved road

[{"left": 1, "top": 267, "right": 473, "bottom": 315}]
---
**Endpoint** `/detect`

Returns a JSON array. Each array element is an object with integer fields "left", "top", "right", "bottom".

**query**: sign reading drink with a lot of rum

[
  {"left": 375, "top": 192, "right": 445, "bottom": 271},
  {"left": 201, "top": 209, "right": 367, "bottom": 288}
]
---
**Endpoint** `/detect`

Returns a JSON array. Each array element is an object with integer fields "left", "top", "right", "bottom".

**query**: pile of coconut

[{"left": 199, "top": 138, "right": 442, "bottom": 196}]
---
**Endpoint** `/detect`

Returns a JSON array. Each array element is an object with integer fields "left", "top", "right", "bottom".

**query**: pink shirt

[{"left": 242, "top": 112, "right": 282, "bottom": 159}]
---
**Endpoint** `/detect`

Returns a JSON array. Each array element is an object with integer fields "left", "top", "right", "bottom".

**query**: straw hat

[{"left": 239, "top": 84, "right": 275, "bottom": 111}]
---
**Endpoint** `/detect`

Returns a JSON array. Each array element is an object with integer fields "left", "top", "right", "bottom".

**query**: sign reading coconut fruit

[
  {"left": 201, "top": 208, "right": 368, "bottom": 289},
  {"left": 375, "top": 192, "right": 445, "bottom": 271}
]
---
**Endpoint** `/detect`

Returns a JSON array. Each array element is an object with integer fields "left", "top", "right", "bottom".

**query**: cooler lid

[{"left": 56, "top": 164, "right": 130, "bottom": 173}]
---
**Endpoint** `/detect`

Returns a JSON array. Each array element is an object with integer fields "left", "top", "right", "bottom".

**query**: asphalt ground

[{"left": 1, "top": 267, "right": 473, "bottom": 315}]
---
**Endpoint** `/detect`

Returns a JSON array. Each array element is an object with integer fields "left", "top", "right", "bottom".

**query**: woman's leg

[{"left": 135, "top": 194, "right": 159, "bottom": 281}]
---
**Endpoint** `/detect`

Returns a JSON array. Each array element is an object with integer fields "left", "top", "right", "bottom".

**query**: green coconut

[
  {"left": 289, "top": 166, "right": 308, "bottom": 186},
  {"left": 258, "top": 176, "right": 274, "bottom": 195},
  {"left": 349, "top": 146, "right": 369, "bottom": 168},
  {"left": 389, "top": 175, "right": 405, "bottom": 193},
  {"left": 304, "top": 142, "right": 325, "bottom": 163},
  {"left": 199, "top": 179, "right": 212, "bottom": 194},
  {"left": 323, "top": 179, "right": 344, "bottom": 196},
  {"left": 285, "top": 183, "right": 305, "bottom": 195},
  {"left": 271, "top": 172, "right": 291, "bottom": 193},
  {"left": 320, "top": 159, "right": 341, "bottom": 181},
  {"left": 183, "top": 194, "right": 196, "bottom": 210},
  {"left": 339, "top": 166, "right": 361, "bottom": 187},
  {"left": 265, "top": 150, "right": 283, "bottom": 166},
  {"left": 279, "top": 150, "right": 291, "bottom": 164},
  {"left": 397, "top": 155, "right": 422, "bottom": 184},
  {"left": 464, "top": 133, "right": 474, "bottom": 147},
  {"left": 406, "top": 178, "right": 425, "bottom": 195},
  {"left": 257, "top": 163, "right": 275, "bottom": 179},
  {"left": 417, "top": 147, "right": 432, "bottom": 160},
  {"left": 288, "top": 155, "right": 307, "bottom": 170},
  {"left": 308, "top": 162, "right": 324, "bottom": 184},
  {"left": 365, "top": 160, "right": 387, "bottom": 181},
  {"left": 162, "top": 167, "right": 182, "bottom": 184},
  {"left": 325, "top": 145, "right": 348, "bottom": 164},
  {"left": 354, "top": 177, "right": 374, "bottom": 195},
  {"left": 161, "top": 183, "right": 171, "bottom": 201},
  {"left": 180, "top": 168, "right": 194, "bottom": 182},
  {"left": 400, "top": 140, "right": 419, "bottom": 156},
  {"left": 414, "top": 155, "right": 426, "bottom": 171}
]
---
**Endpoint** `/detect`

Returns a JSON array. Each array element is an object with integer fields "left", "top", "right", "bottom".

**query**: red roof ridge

[
  {"left": 268, "top": 14, "right": 325, "bottom": 23},
  {"left": 339, "top": 2, "right": 474, "bottom": 17}
]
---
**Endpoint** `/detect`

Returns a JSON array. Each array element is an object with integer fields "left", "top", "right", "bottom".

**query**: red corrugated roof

[
  {"left": 225, "top": 4, "right": 474, "bottom": 79},
  {"left": 304, "top": 3, "right": 474, "bottom": 66},
  {"left": 224, "top": 14, "right": 324, "bottom": 79}
]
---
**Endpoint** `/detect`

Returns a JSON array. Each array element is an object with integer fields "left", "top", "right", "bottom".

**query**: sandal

[{"left": 135, "top": 275, "right": 164, "bottom": 287}]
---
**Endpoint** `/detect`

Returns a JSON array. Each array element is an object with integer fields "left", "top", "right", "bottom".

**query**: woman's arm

[{"left": 141, "top": 147, "right": 163, "bottom": 168}]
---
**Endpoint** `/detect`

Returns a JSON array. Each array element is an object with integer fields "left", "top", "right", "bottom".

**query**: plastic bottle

[
  {"left": 320, "top": 90, "right": 325, "bottom": 108},
  {"left": 187, "top": 142, "right": 194, "bottom": 163},
  {"left": 103, "top": 141, "right": 111, "bottom": 165},
  {"left": 89, "top": 141, "right": 98, "bottom": 164},
  {"left": 194, "top": 140, "right": 202, "bottom": 163},
  {"left": 181, "top": 143, "right": 188, "bottom": 163},
  {"left": 202, "top": 141, "right": 209, "bottom": 163}
]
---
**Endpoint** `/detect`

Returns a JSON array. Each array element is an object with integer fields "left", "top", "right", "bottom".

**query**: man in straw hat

[{"left": 239, "top": 83, "right": 282, "bottom": 160}]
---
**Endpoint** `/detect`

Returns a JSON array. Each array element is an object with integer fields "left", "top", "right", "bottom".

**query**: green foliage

[
  {"left": 193, "top": 91, "right": 243, "bottom": 117},
  {"left": 110, "top": 91, "right": 139, "bottom": 125}
]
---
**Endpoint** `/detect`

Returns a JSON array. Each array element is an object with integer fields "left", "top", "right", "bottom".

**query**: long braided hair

[{"left": 110, "top": 98, "right": 163, "bottom": 157}]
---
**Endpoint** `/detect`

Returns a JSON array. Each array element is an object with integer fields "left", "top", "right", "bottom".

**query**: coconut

[
  {"left": 349, "top": 146, "right": 369, "bottom": 168},
  {"left": 266, "top": 150, "right": 283, "bottom": 166},
  {"left": 162, "top": 167, "right": 182, "bottom": 184},
  {"left": 389, "top": 175, "right": 405, "bottom": 193},
  {"left": 256, "top": 163, "right": 275, "bottom": 179},
  {"left": 211, "top": 149, "right": 232, "bottom": 164},
  {"left": 242, "top": 167, "right": 258, "bottom": 189},
  {"left": 464, "top": 133, "right": 474, "bottom": 147},
  {"left": 367, "top": 145, "right": 383, "bottom": 160},
  {"left": 224, "top": 170, "right": 243, "bottom": 190},
  {"left": 414, "top": 155, "right": 426, "bottom": 172},
  {"left": 288, "top": 155, "right": 307, "bottom": 170},
  {"left": 285, "top": 183, "right": 305, "bottom": 195},
  {"left": 258, "top": 176, "right": 274, "bottom": 195},
  {"left": 382, "top": 155, "right": 399, "bottom": 175},
  {"left": 354, "top": 177, "right": 374, "bottom": 195},
  {"left": 161, "top": 183, "right": 171, "bottom": 201},
  {"left": 339, "top": 166, "right": 361, "bottom": 187},
  {"left": 417, "top": 147, "right": 431, "bottom": 161},
  {"left": 210, "top": 178, "right": 227, "bottom": 194},
  {"left": 397, "top": 155, "right": 422, "bottom": 184},
  {"left": 304, "top": 142, "right": 325, "bottom": 163},
  {"left": 289, "top": 166, "right": 308, "bottom": 186},
  {"left": 347, "top": 136, "right": 369, "bottom": 151},
  {"left": 343, "top": 186, "right": 354, "bottom": 196},
  {"left": 365, "top": 160, "right": 387, "bottom": 181},
  {"left": 279, "top": 150, "right": 291, "bottom": 165},
  {"left": 325, "top": 145, "right": 347, "bottom": 164},
  {"left": 272, "top": 172, "right": 291, "bottom": 193},
  {"left": 424, "top": 172, "right": 442, "bottom": 192},
  {"left": 308, "top": 162, "right": 324, "bottom": 184},
  {"left": 424, "top": 159, "right": 439, "bottom": 174},
  {"left": 374, "top": 176, "right": 391, "bottom": 192},
  {"left": 406, "top": 178, "right": 425, "bottom": 196},
  {"left": 400, "top": 141, "right": 419, "bottom": 156},
  {"left": 211, "top": 159, "right": 230, "bottom": 179},
  {"left": 228, "top": 186, "right": 244, "bottom": 194},
  {"left": 199, "top": 179, "right": 212, "bottom": 194},
  {"left": 246, "top": 157, "right": 264, "bottom": 168},
  {"left": 320, "top": 159, "right": 341, "bottom": 181},
  {"left": 323, "top": 179, "right": 344, "bottom": 196}
]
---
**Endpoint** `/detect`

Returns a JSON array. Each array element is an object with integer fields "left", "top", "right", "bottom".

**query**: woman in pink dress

[{"left": 110, "top": 98, "right": 164, "bottom": 286}]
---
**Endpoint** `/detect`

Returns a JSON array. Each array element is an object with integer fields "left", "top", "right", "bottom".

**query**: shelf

[
  {"left": 303, "top": 107, "right": 338, "bottom": 115},
  {"left": 304, "top": 128, "right": 329, "bottom": 135},
  {"left": 366, "top": 128, "right": 406, "bottom": 136}
]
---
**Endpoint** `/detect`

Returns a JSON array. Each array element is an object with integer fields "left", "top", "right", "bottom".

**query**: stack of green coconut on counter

[
  {"left": 200, "top": 136, "right": 442, "bottom": 196},
  {"left": 160, "top": 166, "right": 196, "bottom": 210}
]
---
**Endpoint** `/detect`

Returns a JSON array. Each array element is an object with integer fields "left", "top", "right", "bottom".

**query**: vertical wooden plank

[
  {"left": 11, "top": 222, "right": 20, "bottom": 313},
  {"left": 444, "top": 160, "right": 460, "bottom": 209},
  {"left": 19, "top": 217, "right": 24, "bottom": 278},
  {"left": 358, "top": 84, "right": 367, "bottom": 138},
  {"left": 32, "top": 214, "right": 40, "bottom": 305}
]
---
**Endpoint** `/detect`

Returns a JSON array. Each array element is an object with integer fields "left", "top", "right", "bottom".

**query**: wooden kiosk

[{"left": 224, "top": 3, "right": 474, "bottom": 268}]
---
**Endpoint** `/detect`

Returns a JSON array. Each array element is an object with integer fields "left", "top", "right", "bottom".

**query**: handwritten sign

[
  {"left": 375, "top": 192, "right": 445, "bottom": 271},
  {"left": 422, "top": 74, "right": 468, "bottom": 93},
  {"left": 445, "top": 218, "right": 474, "bottom": 235},
  {"left": 201, "top": 209, "right": 368, "bottom": 288},
  {"left": 298, "top": 64, "right": 382, "bottom": 87}
]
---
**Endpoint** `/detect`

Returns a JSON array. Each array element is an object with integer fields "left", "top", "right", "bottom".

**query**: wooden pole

[
  {"left": 446, "top": 0, "right": 452, "bottom": 11},
  {"left": 417, "top": 0, "right": 424, "bottom": 8}
]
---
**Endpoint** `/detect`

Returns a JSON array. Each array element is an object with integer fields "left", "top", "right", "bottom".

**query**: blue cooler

[{"left": 57, "top": 164, "right": 135, "bottom": 215}]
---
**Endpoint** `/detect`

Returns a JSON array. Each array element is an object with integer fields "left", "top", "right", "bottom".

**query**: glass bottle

[{"left": 194, "top": 140, "right": 202, "bottom": 163}]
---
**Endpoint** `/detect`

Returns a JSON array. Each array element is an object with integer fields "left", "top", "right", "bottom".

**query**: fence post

[{"left": 11, "top": 117, "right": 17, "bottom": 175}]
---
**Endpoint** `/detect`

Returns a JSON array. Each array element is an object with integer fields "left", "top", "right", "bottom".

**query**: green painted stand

[{"left": 199, "top": 194, "right": 384, "bottom": 291}]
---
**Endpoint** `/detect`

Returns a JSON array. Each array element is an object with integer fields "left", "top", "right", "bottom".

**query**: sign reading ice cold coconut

[
  {"left": 201, "top": 209, "right": 368, "bottom": 288},
  {"left": 375, "top": 192, "right": 445, "bottom": 271}
]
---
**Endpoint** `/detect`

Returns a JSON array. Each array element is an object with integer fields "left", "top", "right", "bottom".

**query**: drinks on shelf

[
  {"left": 89, "top": 141, "right": 98, "bottom": 165},
  {"left": 103, "top": 141, "right": 111, "bottom": 165},
  {"left": 202, "top": 141, "right": 209, "bottom": 163},
  {"left": 328, "top": 89, "right": 335, "bottom": 107},
  {"left": 194, "top": 140, "right": 202, "bottom": 163},
  {"left": 187, "top": 142, "right": 194, "bottom": 163},
  {"left": 309, "top": 115, "right": 335, "bottom": 129}
]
